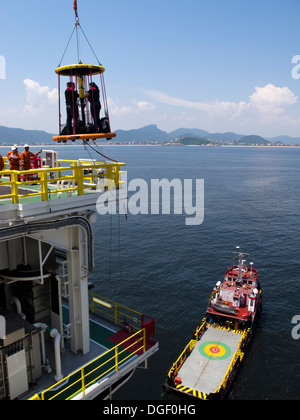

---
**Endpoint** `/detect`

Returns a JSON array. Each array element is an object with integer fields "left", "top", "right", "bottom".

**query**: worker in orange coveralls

[
  {"left": 20, "top": 144, "right": 41, "bottom": 182},
  {"left": 0, "top": 155, "right": 5, "bottom": 178},
  {"left": 7, "top": 146, "right": 21, "bottom": 180},
  {"left": 0, "top": 154, "right": 4, "bottom": 178},
  {"left": 7, "top": 146, "right": 21, "bottom": 170}
]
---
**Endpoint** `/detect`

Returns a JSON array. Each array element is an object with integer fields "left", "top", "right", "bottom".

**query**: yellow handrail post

[
  {"left": 114, "top": 304, "right": 118, "bottom": 324},
  {"left": 40, "top": 171, "right": 48, "bottom": 201},
  {"left": 81, "top": 368, "right": 86, "bottom": 396},
  {"left": 115, "top": 347, "right": 119, "bottom": 372},
  {"left": 91, "top": 293, "right": 95, "bottom": 313},
  {"left": 106, "top": 165, "right": 113, "bottom": 190},
  {"left": 114, "top": 164, "right": 120, "bottom": 190},
  {"left": 58, "top": 161, "right": 62, "bottom": 179},
  {"left": 11, "top": 172, "right": 19, "bottom": 203},
  {"left": 74, "top": 163, "right": 84, "bottom": 196}
]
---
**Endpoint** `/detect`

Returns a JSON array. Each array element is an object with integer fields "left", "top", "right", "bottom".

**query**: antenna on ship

[
  {"left": 234, "top": 246, "right": 249, "bottom": 284},
  {"left": 53, "top": 0, "right": 116, "bottom": 144}
]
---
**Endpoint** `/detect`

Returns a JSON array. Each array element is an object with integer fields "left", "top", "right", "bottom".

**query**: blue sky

[{"left": 1, "top": 0, "right": 300, "bottom": 137}]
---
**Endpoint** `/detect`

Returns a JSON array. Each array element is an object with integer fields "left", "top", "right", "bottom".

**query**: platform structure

[{"left": 0, "top": 150, "right": 158, "bottom": 400}]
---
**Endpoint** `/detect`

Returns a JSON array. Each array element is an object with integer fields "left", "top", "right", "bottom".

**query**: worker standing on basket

[{"left": 20, "top": 144, "right": 41, "bottom": 182}]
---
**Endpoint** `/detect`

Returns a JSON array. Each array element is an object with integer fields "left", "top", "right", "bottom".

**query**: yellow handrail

[
  {"left": 89, "top": 293, "right": 144, "bottom": 332},
  {"left": 35, "top": 327, "right": 146, "bottom": 400},
  {"left": 214, "top": 328, "right": 249, "bottom": 393},
  {"left": 0, "top": 160, "right": 125, "bottom": 204}
]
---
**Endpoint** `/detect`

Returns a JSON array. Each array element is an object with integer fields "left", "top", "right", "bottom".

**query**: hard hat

[
  {"left": 24, "top": 144, "right": 29, "bottom": 148},
  {"left": 11, "top": 146, "right": 16, "bottom": 151}
]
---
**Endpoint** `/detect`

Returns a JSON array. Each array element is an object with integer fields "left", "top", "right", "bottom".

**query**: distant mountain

[
  {"left": 0, "top": 124, "right": 299, "bottom": 145},
  {"left": 236, "top": 135, "right": 269, "bottom": 145},
  {"left": 0, "top": 125, "right": 54, "bottom": 145},
  {"left": 209, "top": 132, "right": 245, "bottom": 142},
  {"left": 168, "top": 128, "right": 210, "bottom": 139},
  {"left": 115, "top": 124, "right": 169, "bottom": 143},
  {"left": 268, "top": 135, "right": 300, "bottom": 145}
]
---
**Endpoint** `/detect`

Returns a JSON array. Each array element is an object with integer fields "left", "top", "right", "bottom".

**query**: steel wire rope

[
  {"left": 82, "top": 140, "right": 125, "bottom": 289},
  {"left": 58, "top": 26, "right": 76, "bottom": 67},
  {"left": 117, "top": 210, "right": 124, "bottom": 288},
  {"left": 82, "top": 140, "right": 118, "bottom": 163},
  {"left": 77, "top": 23, "right": 102, "bottom": 66}
]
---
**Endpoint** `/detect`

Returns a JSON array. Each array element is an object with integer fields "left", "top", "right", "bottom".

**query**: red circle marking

[{"left": 210, "top": 346, "right": 220, "bottom": 354}]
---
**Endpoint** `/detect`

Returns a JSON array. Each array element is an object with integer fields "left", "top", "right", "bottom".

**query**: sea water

[{"left": 10, "top": 144, "right": 300, "bottom": 400}]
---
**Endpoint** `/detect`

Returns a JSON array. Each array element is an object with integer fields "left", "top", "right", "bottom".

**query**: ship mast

[{"left": 235, "top": 246, "right": 248, "bottom": 284}]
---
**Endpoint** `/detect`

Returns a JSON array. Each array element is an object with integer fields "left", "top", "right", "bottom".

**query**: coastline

[{"left": 0, "top": 144, "right": 299, "bottom": 148}]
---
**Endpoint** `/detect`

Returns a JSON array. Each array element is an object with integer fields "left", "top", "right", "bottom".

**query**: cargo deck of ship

[{"left": 176, "top": 326, "right": 243, "bottom": 396}]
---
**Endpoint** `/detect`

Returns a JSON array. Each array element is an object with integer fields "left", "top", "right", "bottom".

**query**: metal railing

[
  {"left": 29, "top": 293, "right": 156, "bottom": 400},
  {"left": 214, "top": 328, "right": 249, "bottom": 394},
  {"left": 30, "top": 327, "right": 146, "bottom": 400},
  {"left": 89, "top": 293, "right": 156, "bottom": 337},
  {"left": 167, "top": 319, "right": 207, "bottom": 379},
  {"left": 0, "top": 158, "right": 125, "bottom": 204}
]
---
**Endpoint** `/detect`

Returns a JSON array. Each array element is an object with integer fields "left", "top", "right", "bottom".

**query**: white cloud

[
  {"left": 144, "top": 84, "right": 300, "bottom": 134},
  {"left": 23, "top": 78, "right": 58, "bottom": 115},
  {"left": 249, "top": 84, "right": 298, "bottom": 105},
  {"left": 145, "top": 90, "right": 210, "bottom": 111},
  {"left": 135, "top": 100, "right": 155, "bottom": 112},
  {"left": 108, "top": 97, "right": 155, "bottom": 117}
]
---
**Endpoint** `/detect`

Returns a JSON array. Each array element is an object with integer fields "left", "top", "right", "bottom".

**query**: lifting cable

[
  {"left": 108, "top": 210, "right": 124, "bottom": 288},
  {"left": 59, "top": 0, "right": 102, "bottom": 68},
  {"left": 58, "top": 26, "right": 76, "bottom": 67},
  {"left": 82, "top": 140, "right": 118, "bottom": 163}
]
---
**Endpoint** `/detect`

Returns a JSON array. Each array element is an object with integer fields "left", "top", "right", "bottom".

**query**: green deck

[{"left": 31, "top": 307, "right": 145, "bottom": 400}]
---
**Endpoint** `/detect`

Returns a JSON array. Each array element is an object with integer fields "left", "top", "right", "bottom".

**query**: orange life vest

[
  {"left": 8, "top": 151, "right": 21, "bottom": 170},
  {"left": 20, "top": 150, "right": 36, "bottom": 170},
  {"left": 0, "top": 155, "right": 4, "bottom": 171}
]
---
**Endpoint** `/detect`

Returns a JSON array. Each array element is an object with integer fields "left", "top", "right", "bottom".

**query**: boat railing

[
  {"left": 29, "top": 327, "right": 147, "bottom": 400},
  {"left": 167, "top": 318, "right": 206, "bottom": 379},
  {"left": 214, "top": 327, "right": 250, "bottom": 394},
  {"left": 0, "top": 158, "right": 126, "bottom": 204}
]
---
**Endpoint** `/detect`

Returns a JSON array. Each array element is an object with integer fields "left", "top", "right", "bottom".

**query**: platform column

[{"left": 67, "top": 226, "right": 90, "bottom": 355}]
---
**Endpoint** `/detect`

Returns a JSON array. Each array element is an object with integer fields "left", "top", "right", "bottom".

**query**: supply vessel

[
  {"left": 164, "top": 247, "right": 262, "bottom": 400},
  {"left": 0, "top": 1, "right": 158, "bottom": 400}
]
